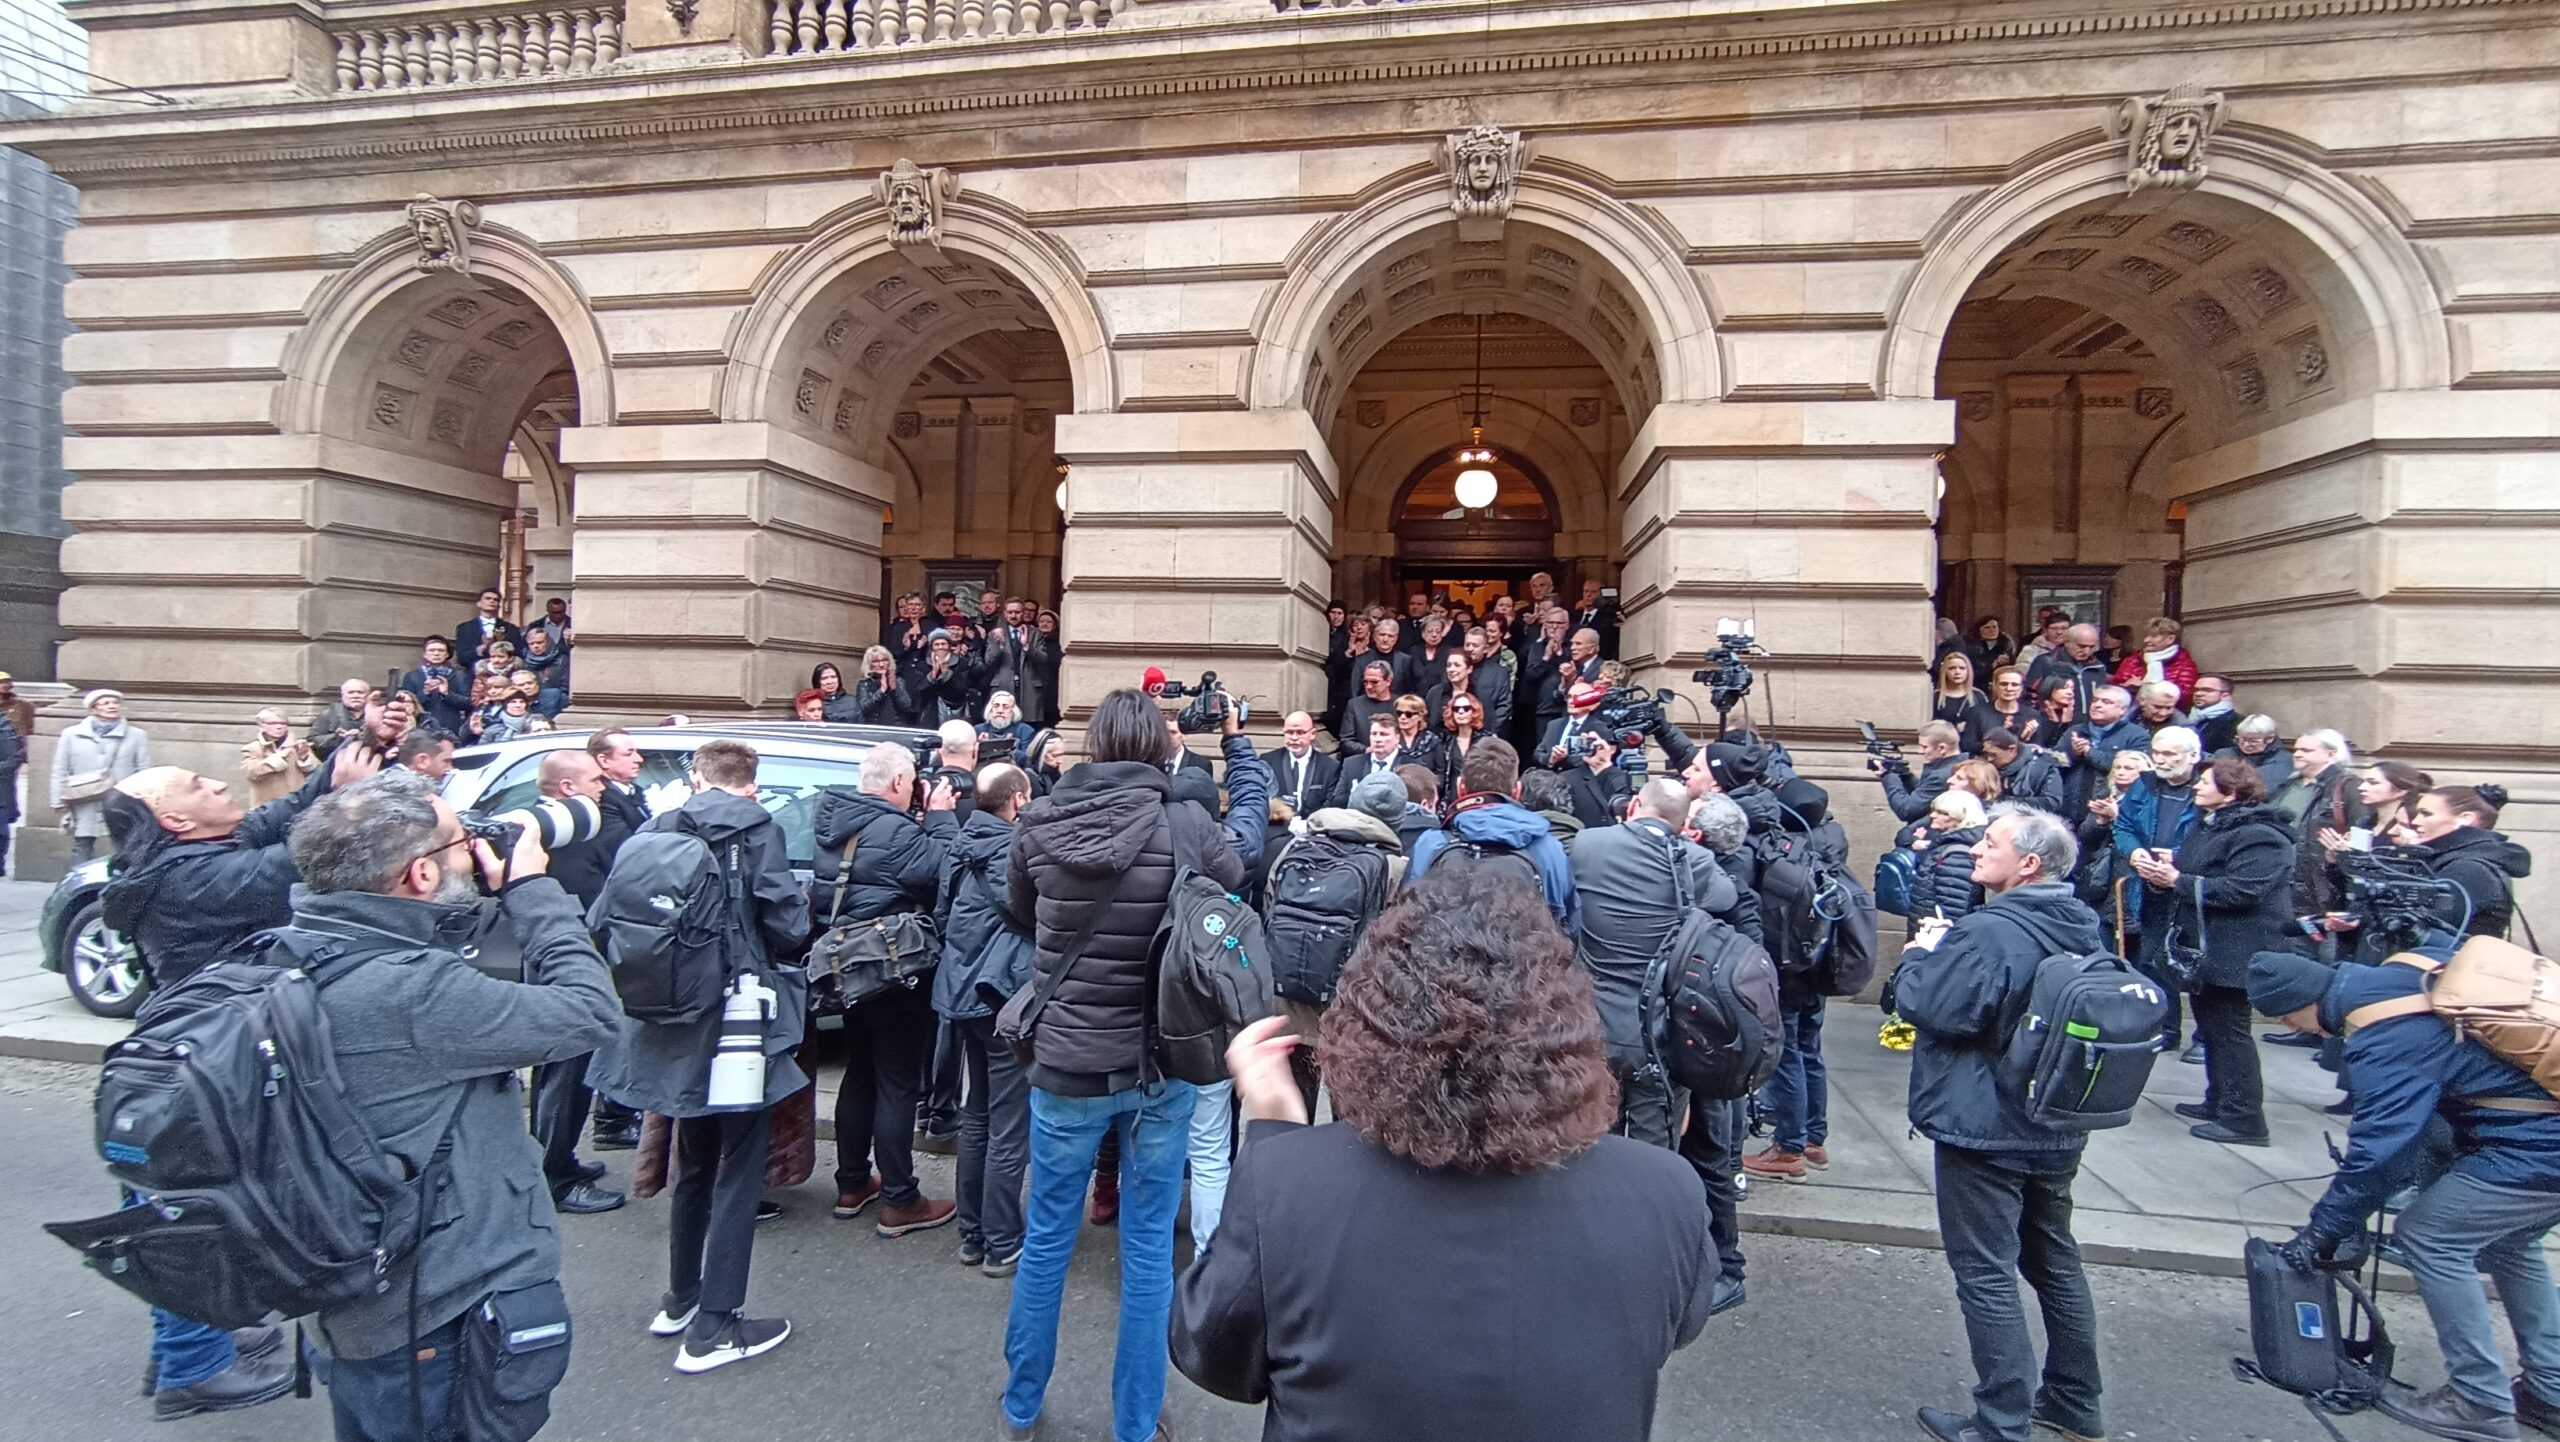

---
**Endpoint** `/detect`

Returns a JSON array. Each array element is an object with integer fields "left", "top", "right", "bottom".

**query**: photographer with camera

[
  {"left": 527, "top": 749, "right": 634, "bottom": 1216},
  {"left": 1873, "top": 720, "right": 1961, "bottom": 824},
  {"left": 813, "top": 743, "right": 963, "bottom": 1238},
  {"left": 284, "top": 768, "right": 624, "bottom": 1437},
  {"left": 1563, "top": 727, "right": 1635, "bottom": 830},
  {"left": 2252, "top": 946, "right": 2560, "bottom": 1441}
]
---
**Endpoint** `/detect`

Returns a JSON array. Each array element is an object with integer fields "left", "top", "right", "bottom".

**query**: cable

[{"left": 0, "top": 37, "right": 178, "bottom": 105}]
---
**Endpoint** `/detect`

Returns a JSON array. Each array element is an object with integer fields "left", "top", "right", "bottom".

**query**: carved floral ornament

[
  {"left": 1437, "top": 125, "right": 1528, "bottom": 239},
  {"left": 876, "top": 159, "right": 958, "bottom": 252},
  {"left": 2110, "top": 85, "right": 2227, "bottom": 194},
  {"left": 406, "top": 194, "right": 483, "bottom": 275}
]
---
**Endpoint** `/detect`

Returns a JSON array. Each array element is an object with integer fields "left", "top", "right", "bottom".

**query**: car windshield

[{"left": 467, "top": 744, "right": 866, "bottom": 866}]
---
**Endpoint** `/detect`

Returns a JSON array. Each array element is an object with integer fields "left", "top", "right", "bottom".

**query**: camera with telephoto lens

[
  {"left": 1159, "top": 671, "right": 1248, "bottom": 733},
  {"left": 457, "top": 796, "right": 603, "bottom": 886},
  {"left": 2339, "top": 845, "right": 2462, "bottom": 947},
  {"left": 1592, "top": 685, "right": 1670, "bottom": 784},
  {"left": 1691, "top": 618, "right": 1765, "bottom": 720}
]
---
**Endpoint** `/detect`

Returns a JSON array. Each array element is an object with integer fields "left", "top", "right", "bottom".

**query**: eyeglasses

[
  {"left": 1396, "top": 706, "right": 1424, "bottom": 716},
  {"left": 410, "top": 830, "right": 470, "bottom": 868}
]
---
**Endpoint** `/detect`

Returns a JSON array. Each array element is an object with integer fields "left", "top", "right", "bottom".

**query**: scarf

[{"left": 2141, "top": 644, "right": 2181, "bottom": 684}]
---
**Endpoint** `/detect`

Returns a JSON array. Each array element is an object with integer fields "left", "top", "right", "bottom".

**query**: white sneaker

[
  {"left": 674, "top": 1315, "right": 791, "bottom": 1374},
  {"left": 648, "top": 1295, "right": 699, "bottom": 1338}
]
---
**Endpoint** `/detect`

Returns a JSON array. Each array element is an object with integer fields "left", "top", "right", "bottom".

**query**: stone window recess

[{"left": 333, "top": 7, "right": 624, "bottom": 92}]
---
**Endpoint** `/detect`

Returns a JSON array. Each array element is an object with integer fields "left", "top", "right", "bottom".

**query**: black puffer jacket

[
  {"left": 1007, "top": 756, "right": 1248, "bottom": 1096},
  {"left": 934, "top": 808, "right": 1029, "bottom": 1020},
  {"left": 1893, "top": 880, "right": 2104, "bottom": 1154},
  {"left": 1912, "top": 825, "right": 1986, "bottom": 922},
  {"left": 2167, "top": 802, "right": 2299, "bottom": 989},
  {"left": 99, "top": 765, "right": 331, "bottom": 987},
  {"left": 812, "top": 788, "right": 954, "bottom": 921},
  {"left": 2423, "top": 827, "right": 2533, "bottom": 940}
]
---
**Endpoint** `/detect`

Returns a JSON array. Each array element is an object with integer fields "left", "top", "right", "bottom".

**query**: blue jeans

[
  {"left": 311, "top": 1316, "right": 462, "bottom": 1442},
  {"left": 1764, "top": 1000, "right": 1829, "bottom": 1151},
  {"left": 153, "top": 1310, "right": 238, "bottom": 1392},
  {"left": 1187, "top": 1079, "right": 1234, "bottom": 1254},
  {"left": 1003, "top": 1081, "right": 1197, "bottom": 1442},
  {"left": 2395, "top": 1170, "right": 2560, "bottom": 1411}
]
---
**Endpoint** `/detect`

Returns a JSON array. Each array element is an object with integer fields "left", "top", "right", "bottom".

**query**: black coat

[
  {"left": 1564, "top": 763, "right": 1633, "bottom": 830},
  {"left": 1338, "top": 694, "right": 1398, "bottom": 757},
  {"left": 0, "top": 716, "right": 20, "bottom": 825},
  {"left": 2289, "top": 764, "right": 2369, "bottom": 915},
  {"left": 1998, "top": 750, "right": 2067, "bottom": 816},
  {"left": 453, "top": 614, "right": 526, "bottom": 671},
  {"left": 98, "top": 764, "right": 330, "bottom": 988},
  {"left": 1881, "top": 755, "right": 1955, "bottom": 823},
  {"left": 598, "top": 780, "right": 653, "bottom": 839},
  {"left": 2422, "top": 828, "right": 2533, "bottom": 940},
  {"left": 811, "top": 789, "right": 954, "bottom": 921},
  {"left": 1007, "top": 753, "right": 1251, "bottom": 1096},
  {"left": 932, "top": 808, "right": 1026, "bottom": 1021},
  {"left": 1171, "top": 1120, "right": 1713, "bottom": 1442},
  {"left": 1912, "top": 825, "right": 1986, "bottom": 922},
  {"left": 1893, "top": 880, "right": 2105, "bottom": 1153},
  {"left": 544, "top": 795, "right": 635, "bottom": 911},
  {"left": 1328, "top": 749, "right": 1417, "bottom": 811},
  {"left": 2167, "top": 802, "right": 2299, "bottom": 989}
]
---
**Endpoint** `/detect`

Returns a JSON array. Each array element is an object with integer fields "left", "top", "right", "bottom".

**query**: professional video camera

[
  {"left": 458, "top": 796, "right": 603, "bottom": 883},
  {"left": 1691, "top": 617, "right": 1766, "bottom": 727},
  {"left": 1856, "top": 719, "right": 1905, "bottom": 770},
  {"left": 1143, "top": 666, "right": 1249, "bottom": 733},
  {"left": 2338, "top": 845, "right": 2463, "bottom": 947},
  {"left": 1593, "top": 684, "right": 1672, "bottom": 784}
]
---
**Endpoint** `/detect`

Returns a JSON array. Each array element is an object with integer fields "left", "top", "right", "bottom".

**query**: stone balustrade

[
  {"left": 765, "top": 0, "right": 1126, "bottom": 53},
  {"left": 332, "top": 5, "right": 625, "bottom": 91}
]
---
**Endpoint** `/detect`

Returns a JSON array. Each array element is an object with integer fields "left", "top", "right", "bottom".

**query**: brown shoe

[
  {"left": 832, "top": 1180, "right": 881, "bottom": 1220},
  {"left": 1089, "top": 1171, "right": 1121, "bottom": 1226},
  {"left": 1802, "top": 1144, "right": 1830, "bottom": 1170},
  {"left": 1741, "top": 1146, "right": 1809, "bottom": 1183},
  {"left": 876, "top": 1196, "right": 958, "bottom": 1237}
]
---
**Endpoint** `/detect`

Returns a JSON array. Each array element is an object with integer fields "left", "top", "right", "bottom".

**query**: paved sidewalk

[{"left": 0, "top": 875, "right": 2366, "bottom": 1275}]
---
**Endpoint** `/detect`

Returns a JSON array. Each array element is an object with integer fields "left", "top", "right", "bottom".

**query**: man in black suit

[
  {"left": 980, "top": 597, "right": 1034, "bottom": 701},
  {"left": 1328, "top": 713, "right": 1414, "bottom": 810},
  {"left": 1366, "top": 619, "right": 1426, "bottom": 697},
  {"left": 585, "top": 727, "right": 651, "bottom": 1150},
  {"left": 1572, "top": 580, "right": 1622, "bottom": 662},
  {"left": 1562, "top": 731, "right": 1636, "bottom": 829},
  {"left": 1263, "top": 711, "right": 1340, "bottom": 816},
  {"left": 454, "top": 586, "right": 527, "bottom": 671},
  {"left": 1166, "top": 711, "right": 1217, "bottom": 778},
  {"left": 1537, "top": 682, "right": 1611, "bottom": 772},
  {"left": 529, "top": 746, "right": 633, "bottom": 1215}
]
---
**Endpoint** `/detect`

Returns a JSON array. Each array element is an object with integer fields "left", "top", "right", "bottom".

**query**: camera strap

[{"left": 826, "top": 834, "right": 859, "bottom": 927}]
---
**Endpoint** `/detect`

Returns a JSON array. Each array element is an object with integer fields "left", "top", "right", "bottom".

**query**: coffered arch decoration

[
  {"left": 1253, "top": 168, "right": 1716, "bottom": 422},
  {"left": 1885, "top": 129, "right": 2452, "bottom": 427},
  {"left": 724, "top": 194, "right": 1112, "bottom": 469},
  {"left": 276, "top": 219, "right": 612, "bottom": 479}
]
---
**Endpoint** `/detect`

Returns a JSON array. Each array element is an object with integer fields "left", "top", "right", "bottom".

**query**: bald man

[{"left": 1261, "top": 710, "right": 1339, "bottom": 815}]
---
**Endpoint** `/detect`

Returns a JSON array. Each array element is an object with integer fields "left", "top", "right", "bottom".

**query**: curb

[{"left": 0, "top": 1034, "right": 111, "bottom": 1065}]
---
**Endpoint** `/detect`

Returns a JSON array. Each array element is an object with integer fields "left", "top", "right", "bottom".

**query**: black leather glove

[
  {"left": 2277, "top": 1226, "right": 2366, "bottom": 1273},
  {"left": 2323, "top": 1226, "right": 2373, "bottom": 1273},
  {"left": 2274, "top": 1228, "right": 2327, "bottom": 1273}
]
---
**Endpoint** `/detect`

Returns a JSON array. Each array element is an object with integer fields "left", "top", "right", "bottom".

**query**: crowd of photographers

[{"left": 31, "top": 582, "right": 2554, "bottom": 1442}]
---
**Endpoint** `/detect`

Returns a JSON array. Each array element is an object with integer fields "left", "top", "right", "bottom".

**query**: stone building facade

[{"left": 4, "top": 0, "right": 2556, "bottom": 889}]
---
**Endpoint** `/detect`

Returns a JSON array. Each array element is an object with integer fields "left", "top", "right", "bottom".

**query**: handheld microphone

[{"left": 1141, "top": 665, "right": 1169, "bottom": 696}]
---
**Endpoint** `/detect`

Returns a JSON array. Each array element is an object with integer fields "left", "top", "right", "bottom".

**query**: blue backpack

[{"left": 1874, "top": 846, "right": 1919, "bottom": 919}]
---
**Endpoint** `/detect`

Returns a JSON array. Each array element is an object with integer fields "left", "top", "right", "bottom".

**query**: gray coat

[
  {"left": 1570, "top": 816, "right": 1738, "bottom": 1064},
  {"left": 589, "top": 789, "right": 814, "bottom": 1118},
  {"left": 290, "top": 878, "right": 623, "bottom": 1360},
  {"left": 51, "top": 717, "right": 151, "bottom": 837}
]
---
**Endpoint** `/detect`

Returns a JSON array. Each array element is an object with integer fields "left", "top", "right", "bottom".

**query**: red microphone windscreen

[{"left": 1141, "top": 665, "right": 1168, "bottom": 695}]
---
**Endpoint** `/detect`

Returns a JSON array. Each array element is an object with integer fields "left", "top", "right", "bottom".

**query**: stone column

[
  {"left": 959, "top": 395, "right": 1019, "bottom": 582},
  {"left": 1052, "top": 409, "right": 1334, "bottom": 725},
  {"left": 2172, "top": 390, "right": 2560, "bottom": 915},
  {"left": 559, "top": 423, "right": 889, "bottom": 716},
  {"left": 1617, "top": 396, "right": 1947, "bottom": 735},
  {"left": 2000, "top": 373, "right": 2069, "bottom": 568}
]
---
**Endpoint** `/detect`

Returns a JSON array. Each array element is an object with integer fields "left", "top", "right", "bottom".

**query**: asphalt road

[{"left": 0, "top": 1056, "right": 2463, "bottom": 1442}]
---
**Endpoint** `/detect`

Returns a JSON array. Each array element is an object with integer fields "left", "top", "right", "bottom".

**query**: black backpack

[
  {"left": 44, "top": 930, "right": 463, "bottom": 1330},
  {"left": 1150, "top": 860, "right": 1278, "bottom": 1086},
  {"left": 1993, "top": 917, "right": 2170, "bottom": 1132},
  {"left": 1643, "top": 852, "right": 1783, "bottom": 1102},
  {"left": 1755, "top": 831, "right": 1880, "bottom": 997},
  {"left": 587, "top": 821, "right": 740, "bottom": 1024},
  {"left": 2236, "top": 1234, "right": 2394, "bottom": 1432},
  {"left": 1262, "top": 829, "right": 1396, "bottom": 1007},
  {"left": 1434, "top": 835, "right": 1542, "bottom": 892}
]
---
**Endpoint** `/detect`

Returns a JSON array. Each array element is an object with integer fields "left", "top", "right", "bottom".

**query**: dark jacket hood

[
  {"left": 1993, "top": 880, "right": 2106, "bottom": 954},
  {"left": 674, "top": 787, "right": 776, "bottom": 841},
  {"left": 953, "top": 806, "right": 1017, "bottom": 866},
  {"left": 1019, "top": 760, "right": 1174, "bottom": 879},
  {"left": 2204, "top": 801, "right": 2296, "bottom": 842},
  {"left": 100, "top": 832, "right": 241, "bottom": 932},
  {"left": 2429, "top": 826, "right": 2533, "bottom": 879},
  {"left": 1447, "top": 797, "right": 1551, "bottom": 848}
]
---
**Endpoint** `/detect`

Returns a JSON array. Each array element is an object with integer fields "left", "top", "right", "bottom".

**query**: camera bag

[
  {"left": 809, "top": 834, "right": 940, "bottom": 1009},
  {"left": 2234, "top": 1235, "right": 2392, "bottom": 1438},
  {"left": 1261, "top": 828, "right": 1396, "bottom": 1007},
  {"left": 588, "top": 823, "right": 738, "bottom": 1025},
  {"left": 2343, "top": 937, "right": 2560, "bottom": 1101}
]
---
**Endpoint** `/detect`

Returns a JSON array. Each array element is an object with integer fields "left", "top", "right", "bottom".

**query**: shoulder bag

[
  {"left": 60, "top": 727, "right": 128, "bottom": 806},
  {"left": 808, "top": 831, "right": 939, "bottom": 1009},
  {"left": 994, "top": 864, "right": 1144, "bottom": 1065}
]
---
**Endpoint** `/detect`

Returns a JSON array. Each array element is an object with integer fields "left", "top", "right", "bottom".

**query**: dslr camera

[
  {"left": 1158, "top": 670, "right": 1248, "bottom": 733},
  {"left": 457, "top": 796, "right": 603, "bottom": 889}
]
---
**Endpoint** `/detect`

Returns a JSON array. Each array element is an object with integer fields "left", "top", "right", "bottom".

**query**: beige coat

[{"left": 242, "top": 735, "right": 317, "bottom": 806}]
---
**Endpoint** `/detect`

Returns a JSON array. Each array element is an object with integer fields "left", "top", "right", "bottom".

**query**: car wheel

[{"left": 63, "top": 902, "right": 149, "bottom": 1018}]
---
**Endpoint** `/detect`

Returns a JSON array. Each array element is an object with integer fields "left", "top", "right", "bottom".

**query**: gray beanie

[
  {"left": 2248, "top": 950, "right": 2334, "bottom": 1020},
  {"left": 1348, "top": 769, "right": 1407, "bottom": 826}
]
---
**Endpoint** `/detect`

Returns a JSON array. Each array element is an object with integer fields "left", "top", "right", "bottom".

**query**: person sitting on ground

[
  {"left": 1171, "top": 877, "right": 1715, "bottom": 1442},
  {"left": 1404, "top": 738, "right": 1578, "bottom": 932},
  {"left": 2253, "top": 946, "right": 2560, "bottom": 1442}
]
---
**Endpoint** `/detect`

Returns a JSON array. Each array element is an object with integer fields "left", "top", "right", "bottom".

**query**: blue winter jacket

[
  {"left": 2307, "top": 942, "right": 2560, "bottom": 1242},
  {"left": 1893, "top": 880, "right": 2105, "bottom": 1154},
  {"left": 1407, "top": 796, "right": 1580, "bottom": 934}
]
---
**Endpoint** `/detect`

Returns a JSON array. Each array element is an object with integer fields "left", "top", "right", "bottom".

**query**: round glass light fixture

[
  {"left": 1454, "top": 465, "right": 1499, "bottom": 510},
  {"left": 1055, "top": 480, "right": 1068, "bottom": 511}
]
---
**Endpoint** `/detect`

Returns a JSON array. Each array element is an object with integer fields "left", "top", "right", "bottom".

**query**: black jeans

[
  {"left": 1932, "top": 1142, "right": 2102, "bottom": 1442},
  {"left": 1678, "top": 1094, "right": 1747, "bottom": 1284},
  {"left": 923, "top": 1017, "right": 964, "bottom": 1135},
  {"left": 1610, "top": 1061, "right": 1682, "bottom": 1152},
  {"left": 835, "top": 986, "right": 935, "bottom": 1205},
  {"left": 669, "top": 1109, "right": 771, "bottom": 1325},
  {"left": 2192, "top": 983, "right": 2265, "bottom": 1135},
  {"left": 530, "top": 1052, "right": 594, "bottom": 1196},
  {"left": 955, "top": 1015, "right": 1029, "bottom": 1258}
]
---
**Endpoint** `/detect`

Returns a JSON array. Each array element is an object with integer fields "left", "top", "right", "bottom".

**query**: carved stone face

[
  {"left": 889, "top": 184, "right": 929, "bottom": 228},
  {"left": 1462, "top": 144, "right": 1502, "bottom": 195},
  {"left": 2157, "top": 110, "right": 2203, "bottom": 164}
]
